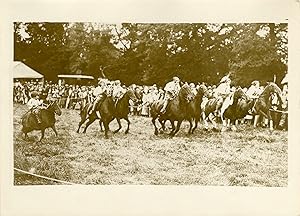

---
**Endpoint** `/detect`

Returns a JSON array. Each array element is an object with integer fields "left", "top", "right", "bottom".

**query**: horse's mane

[{"left": 260, "top": 82, "right": 282, "bottom": 97}]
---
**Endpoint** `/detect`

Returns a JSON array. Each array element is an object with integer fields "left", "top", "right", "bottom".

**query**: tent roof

[
  {"left": 13, "top": 61, "right": 44, "bottom": 79},
  {"left": 58, "top": 74, "right": 94, "bottom": 80}
]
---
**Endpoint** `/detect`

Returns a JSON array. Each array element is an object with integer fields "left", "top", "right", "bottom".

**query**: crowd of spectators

[{"left": 13, "top": 78, "right": 288, "bottom": 118}]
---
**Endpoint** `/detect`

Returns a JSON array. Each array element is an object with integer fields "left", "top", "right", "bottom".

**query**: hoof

[
  {"left": 113, "top": 130, "right": 119, "bottom": 134},
  {"left": 125, "top": 131, "right": 129, "bottom": 134},
  {"left": 154, "top": 130, "right": 158, "bottom": 136},
  {"left": 212, "top": 127, "right": 219, "bottom": 132}
]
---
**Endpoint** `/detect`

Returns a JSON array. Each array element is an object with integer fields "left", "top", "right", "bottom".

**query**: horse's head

[
  {"left": 233, "top": 87, "right": 248, "bottom": 102},
  {"left": 196, "top": 84, "right": 208, "bottom": 98},
  {"left": 264, "top": 82, "right": 283, "bottom": 105},
  {"left": 48, "top": 100, "right": 62, "bottom": 116},
  {"left": 180, "top": 84, "right": 194, "bottom": 103},
  {"left": 126, "top": 88, "right": 139, "bottom": 103},
  {"left": 269, "top": 92, "right": 281, "bottom": 110}
]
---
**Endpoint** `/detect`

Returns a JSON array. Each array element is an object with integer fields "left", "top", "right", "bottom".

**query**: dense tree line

[{"left": 14, "top": 22, "right": 287, "bottom": 86}]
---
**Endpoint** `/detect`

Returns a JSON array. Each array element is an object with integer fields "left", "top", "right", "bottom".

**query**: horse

[
  {"left": 150, "top": 83, "right": 195, "bottom": 137},
  {"left": 187, "top": 84, "right": 208, "bottom": 134},
  {"left": 77, "top": 89, "right": 138, "bottom": 138},
  {"left": 221, "top": 87, "right": 252, "bottom": 131},
  {"left": 252, "top": 82, "right": 283, "bottom": 131},
  {"left": 112, "top": 88, "right": 139, "bottom": 134},
  {"left": 201, "top": 93, "right": 224, "bottom": 131},
  {"left": 21, "top": 100, "right": 62, "bottom": 141}
]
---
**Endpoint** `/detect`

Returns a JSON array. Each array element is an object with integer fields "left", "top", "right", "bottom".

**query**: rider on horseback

[
  {"left": 87, "top": 78, "right": 110, "bottom": 119},
  {"left": 246, "top": 80, "right": 261, "bottom": 99},
  {"left": 27, "top": 91, "right": 43, "bottom": 124},
  {"left": 112, "top": 80, "right": 126, "bottom": 105},
  {"left": 214, "top": 74, "right": 233, "bottom": 118},
  {"left": 160, "top": 76, "right": 181, "bottom": 114}
]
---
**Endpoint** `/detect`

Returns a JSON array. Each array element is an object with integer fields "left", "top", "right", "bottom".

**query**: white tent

[{"left": 13, "top": 61, "right": 44, "bottom": 79}]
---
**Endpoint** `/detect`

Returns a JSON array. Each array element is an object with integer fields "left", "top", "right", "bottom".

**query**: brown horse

[
  {"left": 21, "top": 100, "right": 62, "bottom": 141},
  {"left": 201, "top": 94, "right": 224, "bottom": 131},
  {"left": 252, "top": 82, "right": 283, "bottom": 130},
  {"left": 222, "top": 87, "right": 251, "bottom": 131},
  {"left": 150, "top": 84, "right": 195, "bottom": 137},
  {"left": 112, "top": 89, "right": 139, "bottom": 134},
  {"left": 187, "top": 84, "right": 208, "bottom": 134},
  {"left": 77, "top": 89, "right": 138, "bottom": 138}
]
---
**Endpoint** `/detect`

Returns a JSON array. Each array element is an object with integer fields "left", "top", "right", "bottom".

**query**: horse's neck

[
  {"left": 44, "top": 107, "right": 55, "bottom": 118},
  {"left": 118, "top": 92, "right": 130, "bottom": 105},
  {"left": 178, "top": 93, "right": 188, "bottom": 109}
]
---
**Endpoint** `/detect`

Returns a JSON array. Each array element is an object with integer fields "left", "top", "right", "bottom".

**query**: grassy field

[{"left": 13, "top": 103, "right": 288, "bottom": 186}]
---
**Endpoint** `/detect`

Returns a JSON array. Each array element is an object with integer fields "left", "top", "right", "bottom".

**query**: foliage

[{"left": 14, "top": 22, "right": 287, "bottom": 86}]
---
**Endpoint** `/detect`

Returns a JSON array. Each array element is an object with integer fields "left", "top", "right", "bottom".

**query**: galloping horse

[
  {"left": 21, "top": 100, "right": 62, "bottom": 141},
  {"left": 252, "top": 82, "right": 283, "bottom": 130},
  {"left": 201, "top": 94, "right": 224, "bottom": 131},
  {"left": 187, "top": 84, "right": 208, "bottom": 134},
  {"left": 112, "top": 89, "right": 139, "bottom": 134},
  {"left": 77, "top": 89, "right": 138, "bottom": 138},
  {"left": 150, "top": 84, "right": 195, "bottom": 137},
  {"left": 222, "top": 87, "right": 251, "bottom": 131}
]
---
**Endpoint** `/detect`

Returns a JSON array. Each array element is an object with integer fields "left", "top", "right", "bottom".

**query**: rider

[
  {"left": 87, "top": 78, "right": 109, "bottom": 119},
  {"left": 27, "top": 91, "right": 43, "bottom": 124},
  {"left": 160, "top": 76, "right": 181, "bottom": 114},
  {"left": 246, "top": 80, "right": 261, "bottom": 99},
  {"left": 214, "top": 74, "right": 233, "bottom": 119},
  {"left": 112, "top": 80, "right": 126, "bottom": 105}
]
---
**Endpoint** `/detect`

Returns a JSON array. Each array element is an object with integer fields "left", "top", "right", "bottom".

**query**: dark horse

[
  {"left": 252, "top": 82, "right": 283, "bottom": 131},
  {"left": 112, "top": 89, "right": 139, "bottom": 134},
  {"left": 77, "top": 89, "right": 138, "bottom": 138},
  {"left": 201, "top": 94, "right": 224, "bottom": 131},
  {"left": 150, "top": 84, "right": 195, "bottom": 137},
  {"left": 187, "top": 84, "right": 208, "bottom": 134},
  {"left": 222, "top": 87, "right": 252, "bottom": 131},
  {"left": 21, "top": 100, "right": 62, "bottom": 141}
]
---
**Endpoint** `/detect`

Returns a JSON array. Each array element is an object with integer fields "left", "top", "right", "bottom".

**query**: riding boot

[
  {"left": 88, "top": 95, "right": 104, "bottom": 116},
  {"left": 35, "top": 113, "right": 42, "bottom": 124},
  {"left": 160, "top": 99, "right": 169, "bottom": 114}
]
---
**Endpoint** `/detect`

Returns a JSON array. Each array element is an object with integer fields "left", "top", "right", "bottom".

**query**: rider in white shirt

[
  {"left": 161, "top": 76, "right": 181, "bottom": 113},
  {"left": 27, "top": 92, "right": 43, "bottom": 124},
  {"left": 112, "top": 80, "right": 126, "bottom": 104},
  {"left": 246, "top": 80, "right": 261, "bottom": 99},
  {"left": 87, "top": 78, "right": 109, "bottom": 118}
]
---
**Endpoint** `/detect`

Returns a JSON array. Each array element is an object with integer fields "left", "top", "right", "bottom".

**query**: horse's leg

[
  {"left": 188, "top": 118, "right": 193, "bottom": 134},
  {"left": 253, "top": 115, "right": 260, "bottom": 127},
  {"left": 51, "top": 125, "right": 58, "bottom": 136},
  {"left": 231, "top": 120, "right": 237, "bottom": 131},
  {"left": 158, "top": 118, "right": 165, "bottom": 131},
  {"left": 208, "top": 113, "right": 218, "bottom": 131},
  {"left": 83, "top": 117, "right": 96, "bottom": 133},
  {"left": 168, "top": 120, "right": 176, "bottom": 135},
  {"left": 99, "top": 120, "right": 103, "bottom": 132},
  {"left": 192, "top": 117, "right": 199, "bottom": 134},
  {"left": 124, "top": 117, "right": 130, "bottom": 134},
  {"left": 113, "top": 118, "right": 122, "bottom": 134},
  {"left": 152, "top": 117, "right": 159, "bottom": 135},
  {"left": 39, "top": 129, "right": 45, "bottom": 142},
  {"left": 103, "top": 121, "right": 110, "bottom": 139},
  {"left": 172, "top": 120, "right": 183, "bottom": 136},
  {"left": 202, "top": 112, "right": 209, "bottom": 130},
  {"left": 77, "top": 117, "right": 86, "bottom": 133}
]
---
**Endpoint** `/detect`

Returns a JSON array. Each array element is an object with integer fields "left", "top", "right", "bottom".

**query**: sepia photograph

[
  {"left": 1, "top": 0, "right": 300, "bottom": 215},
  {"left": 13, "top": 22, "right": 288, "bottom": 186}
]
